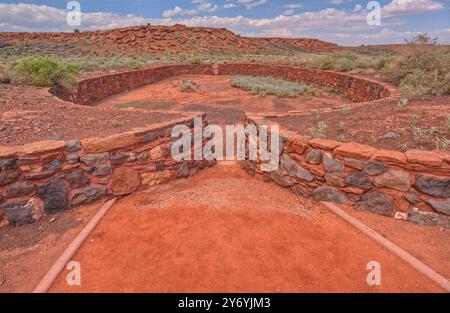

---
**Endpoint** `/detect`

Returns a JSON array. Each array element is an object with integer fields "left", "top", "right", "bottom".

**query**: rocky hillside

[{"left": 0, "top": 24, "right": 341, "bottom": 56}]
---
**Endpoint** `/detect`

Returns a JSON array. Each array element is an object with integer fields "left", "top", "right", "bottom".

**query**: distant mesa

[{"left": 0, "top": 24, "right": 341, "bottom": 55}]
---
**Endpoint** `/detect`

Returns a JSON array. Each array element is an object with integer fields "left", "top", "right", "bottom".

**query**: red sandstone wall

[
  {"left": 218, "top": 63, "right": 390, "bottom": 102},
  {"left": 51, "top": 64, "right": 215, "bottom": 105},
  {"left": 243, "top": 115, "right": 450, "bottom": 229},
  {"left": 51, "top": 63, "right": 392, "bottom": 106},
  {"left": 0, "top": 115, "right": 213, "bottom": 227}
]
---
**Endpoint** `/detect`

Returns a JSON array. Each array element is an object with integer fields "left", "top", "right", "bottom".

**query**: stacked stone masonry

[
  {"left": 51, "top": 63, "right": 393, "bottom": 105},
  {"left": 0, "top": 115, "right": 213, "bottom": 227},
  {"left": 243, "top": 115, "right": 450, "bottom": 229},
  {"left": 4, "top": 63, "right": 412, "bottom": 228}
]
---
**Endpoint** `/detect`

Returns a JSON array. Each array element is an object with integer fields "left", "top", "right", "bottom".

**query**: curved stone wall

[
  {"left": 243, "top": 115, "right": 450, "bottom": 229},
  {"left": 51, "top": 63, "right": 395, "bottom": 106},
  {"left": 0, "top": 115, "right": 212, "bottom": 227},
  {"left": 51, "top": 64, "right": 215, "bottom": 105},
  {"left": 218, "top": 63, "right": 394, "bottom": 103}
]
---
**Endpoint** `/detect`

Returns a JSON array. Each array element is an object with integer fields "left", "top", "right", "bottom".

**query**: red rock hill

[{"left": 0, "top": 24, "right": 341, "bottom": 55}]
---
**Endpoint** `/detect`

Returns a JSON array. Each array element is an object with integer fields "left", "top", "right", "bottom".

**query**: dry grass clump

[
  {"left": 0, "top": 64, "right": 13, "bottom": 84},
  {"left": 232, "top": 75, "right": 311, "bottom": 97},
  {"left": 180, "top": 80, "right": 199, "bottom": 93}
]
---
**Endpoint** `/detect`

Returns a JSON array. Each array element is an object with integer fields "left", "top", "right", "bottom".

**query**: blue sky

[{"left": 0, "top": 0, "right": 449, "bottom": 45}]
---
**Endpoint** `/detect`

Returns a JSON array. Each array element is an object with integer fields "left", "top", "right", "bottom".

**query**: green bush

[
  {"left": 381, "top": 34, "right": 450, "bottom": 98},
  {"left": 190, "top": 57, "right": 203, "bottom": 65},
  {"left": 13, "top": 56, "right": 79, "bottom": 87},
  {"left": 333, "top": 53, "right": 359, "bottom": 71},
  {"left": 308, "top": 56, "right": 333, "bottom": 70},
  {"left": 232, "top": 75, "right": 310, "bottom": 97}
]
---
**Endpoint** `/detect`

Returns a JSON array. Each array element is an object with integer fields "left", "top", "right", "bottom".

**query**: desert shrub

[
  {"left": 381, "top": 34, "right": 450, "bottom": 98},
  {"left": 308, "top": 56, "right": 333, "bottom": 70},
  {"left": 180, "top": 80, "right": 199, "bottom": 93},
  {"left": 13, "top": 56, "right": 79, "bottom": 87},
  {"left": 232, "top": 75, "right": 310, "bottom": 97},
  {"left": 0, "top": 64, "right": 13, "bottom": 84},
  {"left": 121, "top": 58, "right": 144, "bottom": 70},
  {"left": 333, "top": 53, "right": 359, "bottom": 71},
  {"left": 309, "top": 121, "right": 327, "bottom": 138},
  {"left": 190, "top": 57, "right": 203, "bottom": 65}
]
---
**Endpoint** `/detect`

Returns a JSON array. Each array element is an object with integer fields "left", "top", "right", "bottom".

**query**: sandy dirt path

[{"left": 50, "top": 163, "right": 446, "bottom": 293}]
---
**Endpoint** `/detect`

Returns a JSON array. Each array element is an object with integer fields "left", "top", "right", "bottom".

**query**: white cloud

[
  {"left": 283, "top": 3, "right": 303, "bottom": 15},
  {"left": 238, "top": 0, "right": 267, "bottom": 9},
  {"left": 284, "top": 4, "right": 303, "bottom": 9},
  {"left": 353, "top": 4, "right": 364, "bottom": 13},
  {"left": 382, "top": 0, "right": 444, "bottom": 16},
  {"left": 163, "top": 0, "right": 218, "bottom": 18},
  {"left": 262, "top": 28, "right": 294, "bottom": 37},
  {"left": 330, "top": 0, "right": 344, "bottom": 4},
  {"left": 224, "top": 3, "right": 237, "bottom": 9},
  {"left": 0, "top": 2, "right": 447, "bottom": 45},
  {"left": 283, "top": 9, "right": 295, "bottom": 15}
]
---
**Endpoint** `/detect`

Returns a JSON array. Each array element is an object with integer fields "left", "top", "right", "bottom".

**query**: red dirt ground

[
  {"left": 98, "top": 74, "right": 350, "bottom": 124},
  {"left": 272, "top": 95, "right": 450, "bottom": 152},
  {"left": 0, "top": 201, "right": 102, "bottom": 292},
  {"left": 0, "top": 84, "right": 184, "bottom": 146},
  {"left": 49, "top": 163, "right": 447, "bottom": 293}
]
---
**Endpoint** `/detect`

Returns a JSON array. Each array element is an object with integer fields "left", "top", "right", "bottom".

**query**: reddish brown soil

[
  {"left": 98, "top": 75, "right": 350, "bottom": 124},
  {"left": 0, "top": 25, "right": 340, "bottom": 56},
  {"left": 0, "top": 201, "right": 102, "bottom": 292},
  {"left": 0, "top": 84, "right": 184, "bottom": 146},
  {"left": 49, "top": 164, "right": 446, "bottom": 293},
  {"left": 336, "top": 203, "right": 450, "bottom": 279},
  {"left": 272, "top": 95, "right": 450, "bottom": 152}
]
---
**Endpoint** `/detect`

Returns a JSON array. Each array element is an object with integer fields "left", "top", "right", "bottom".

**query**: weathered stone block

[
  {"left": 71, "top": 187, "right": 107, "bottom": 207},
  {"left": 414, "top": 174, "right": 450, "bottom": 197},
  {"left": 0, "top": 158, "right": 17, "bottom": 170},
  {"left": 309, "top": 138, "right": 341, "bottom": 150},
  {"left": 373, "top": 170, "right": 411, "bottom": 192},
  {"left": 141, "top": 171, "right": 174, "bottom": 187},
  {"left": 323, "top": 154, "right": 344, "bottom": 176},
  {"left": 425, "top": 198, "right": 450, "bottom": 216},
  {"left": 362, "top": 161, "right": 387, "bottom": 176},
  {"left": 0, "top": 169, "right": 21, "bottom": 186},
  {"left": 24, "top": 171, "right": 53, "bottom": 180},
  {"left": 67, "top": 140, "right": 81, "bottom": 152},
  {"left": 405, "top": 150, "right": 442, "bottom": 167},
  {"left": 0, "top": 198, "right": 43, "bottom": 226},
  {"left": 305, "top": 149, "right": 322, "bottom": 165},
  {"left": 177, "top": 163, "right": 190, "bottom": 178},
  {"left": 355, "top": 191, "right": 394, "bottom": 216},
  {"left": 37, "top": 178, "right": 68, "bottom": 212},
  {"left": 80, "top": 153, "right": 109, "bottom": 167},
  {"left": 408, "top": 207, "right": 450, "bottom": 229},
  {"left": 64, "top": 168, "right": 90, "bottom": 189},
  {"left": 313, "top": 187, "right": 348, "bottom": 204},
  {"left": 110, "top": 167, "right": 140, "bottom": 196},
  {"left": 374, "top": 149, "right": 407, "bottom": 164},
  {"left": 150, "top": 146, "right": 165, "bottom": 160},
  {"left": 81, "top": 132, "right": 141, "bottom": 154},
  {"left": 334, "top": 142, "right": 376, "bottom": 160},
  {"left": 271, "top": 171, "right": 295, "bottom": 188},
  {"left": 110, "top": 151, "right": 130, "bottom": 165},
  {"left": 4, "top": 181, "right": 34, "bottom": 198},
  {"left": 345, "top": 171, "right": 372, "bottom": 191}
]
